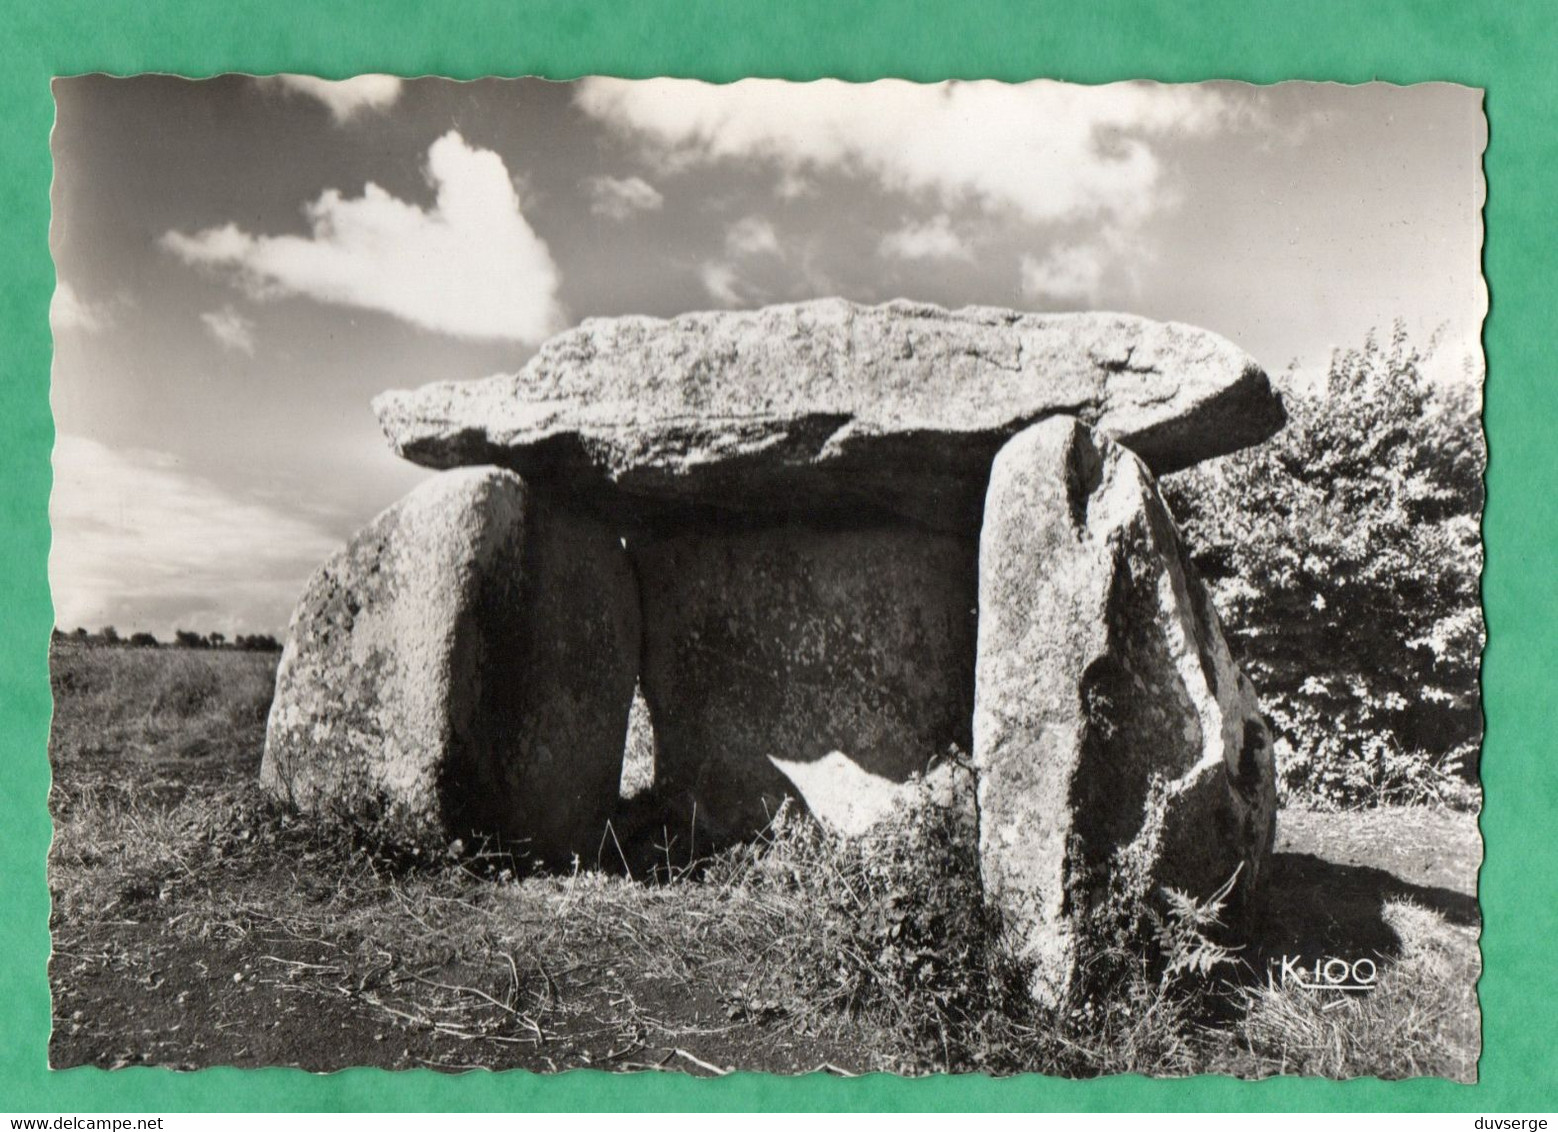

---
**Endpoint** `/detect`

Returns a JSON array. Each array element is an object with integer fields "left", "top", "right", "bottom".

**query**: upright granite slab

[
  {"left": 375, "top": 298, "right": 1284, "bottom": 533},
  {"left": 974, "top": 418, "right": 1277, "bottom": 1005},
  {"left": 631, "top": 523, "right": 979, "bottom": 841},
  {"left": 261, "top": 468, "right": 640, "bottom": 863}
]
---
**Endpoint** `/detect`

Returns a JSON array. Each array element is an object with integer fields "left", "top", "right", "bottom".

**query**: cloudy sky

[{"left": 49, "top": 76, "right": 1486, "bottom": 638}]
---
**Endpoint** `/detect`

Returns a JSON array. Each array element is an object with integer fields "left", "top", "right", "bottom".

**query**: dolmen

[{"left": 262, "top": 297, "right": 1284, "bottom": 1004}]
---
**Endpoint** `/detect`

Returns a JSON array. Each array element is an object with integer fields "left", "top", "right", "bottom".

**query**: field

[{"left": 47, "top": 641, "right": 1482, "bottom": 1078}]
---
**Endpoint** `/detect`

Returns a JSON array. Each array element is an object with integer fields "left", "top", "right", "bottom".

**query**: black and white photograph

[{"left": 47, "top": 75, "right": 1486, "bottom": 1078}]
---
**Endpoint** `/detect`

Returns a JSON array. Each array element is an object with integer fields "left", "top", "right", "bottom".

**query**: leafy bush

[{"left": 1163, "top": 326, "right": 1483, "bottom": 809}]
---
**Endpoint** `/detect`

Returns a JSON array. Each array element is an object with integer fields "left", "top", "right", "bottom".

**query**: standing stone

[
  {"left": 261, "top": 467, "right": 640, "bottom": 863},
  {"left": 632, "top": 523, "right": 979, "bottom": 844},
  {"left": 974, "top": 418, "right": 1277, "bottom": 1005}
]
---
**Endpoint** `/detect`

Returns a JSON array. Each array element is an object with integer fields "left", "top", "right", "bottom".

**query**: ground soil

[
  {"left": 49, "top": 806, "right": 1481, "bottom": 1076},
  {"left": 45, "top": 642, "right": 1482, "bottom": 1076}
]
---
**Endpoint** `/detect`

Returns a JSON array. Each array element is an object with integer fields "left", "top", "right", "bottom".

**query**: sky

[{"left": 48, "top": 76, "right": 1486, "bottom": 638}]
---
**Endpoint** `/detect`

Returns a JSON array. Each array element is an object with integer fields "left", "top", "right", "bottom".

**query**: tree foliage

[
  {"left": 1163, "top": 325, "right": 1484, "bottom": 809},
  {"left": 234, "top": 633, "right": 283, "bottom": 652}
]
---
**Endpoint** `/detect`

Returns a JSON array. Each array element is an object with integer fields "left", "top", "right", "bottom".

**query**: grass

[
  {"left": 46, "top": 639, "right": 1482, "bottom": 1078},
  {"left": 49, "top": 642, "right": 276, "bottom": 798},
  {"left": 1216, "top": 902, "right": 1481, "bottom": 1080}
]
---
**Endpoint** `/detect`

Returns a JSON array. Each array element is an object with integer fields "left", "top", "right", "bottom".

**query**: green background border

[{"left": 3, "top": 0, "right": 1552, "bottom": 1112}]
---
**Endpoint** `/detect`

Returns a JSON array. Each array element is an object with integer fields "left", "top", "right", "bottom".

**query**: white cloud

[
  {"left": 692, "top": 217, "right": 784, "bottom": 307},
  {"left": 1021, "top": 244, "right": 1108, "bottom": 304},
  {"left": 725, "top": 215, "right": 780, "bottom": 256},
  {"left": 161, "top": 131, "right": 563, "bottom": 343},
  {"left": 775, "top": 170, "right": 816, "bottom": 200},
  {"left": 586, "top": 174, "right": 664, "bottom": 220},
  {"left": 200, "top": 304, "right": 257, "bottom": 355},
  {"left": 699, "top": 261, "right": 745, "bottom": 307},
  {"left": 50, "top": 435, "right": 344, "bottom": 637},
  {"left": 576, "top": 77, "right": 1244, "bottom": 233},
  {"left": 266, "top": 74, "right": 404, "bottom": 123},
  {"left": 879, "top": 214, "right": 971, "bottom": 261},
  {"left": 50, "top": 281, "right": 116, "bottom": 334}
]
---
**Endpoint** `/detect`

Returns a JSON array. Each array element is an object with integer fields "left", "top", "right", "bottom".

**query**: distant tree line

[{"left": 51, "top": 626, "right": 283, "bottom": 652}]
